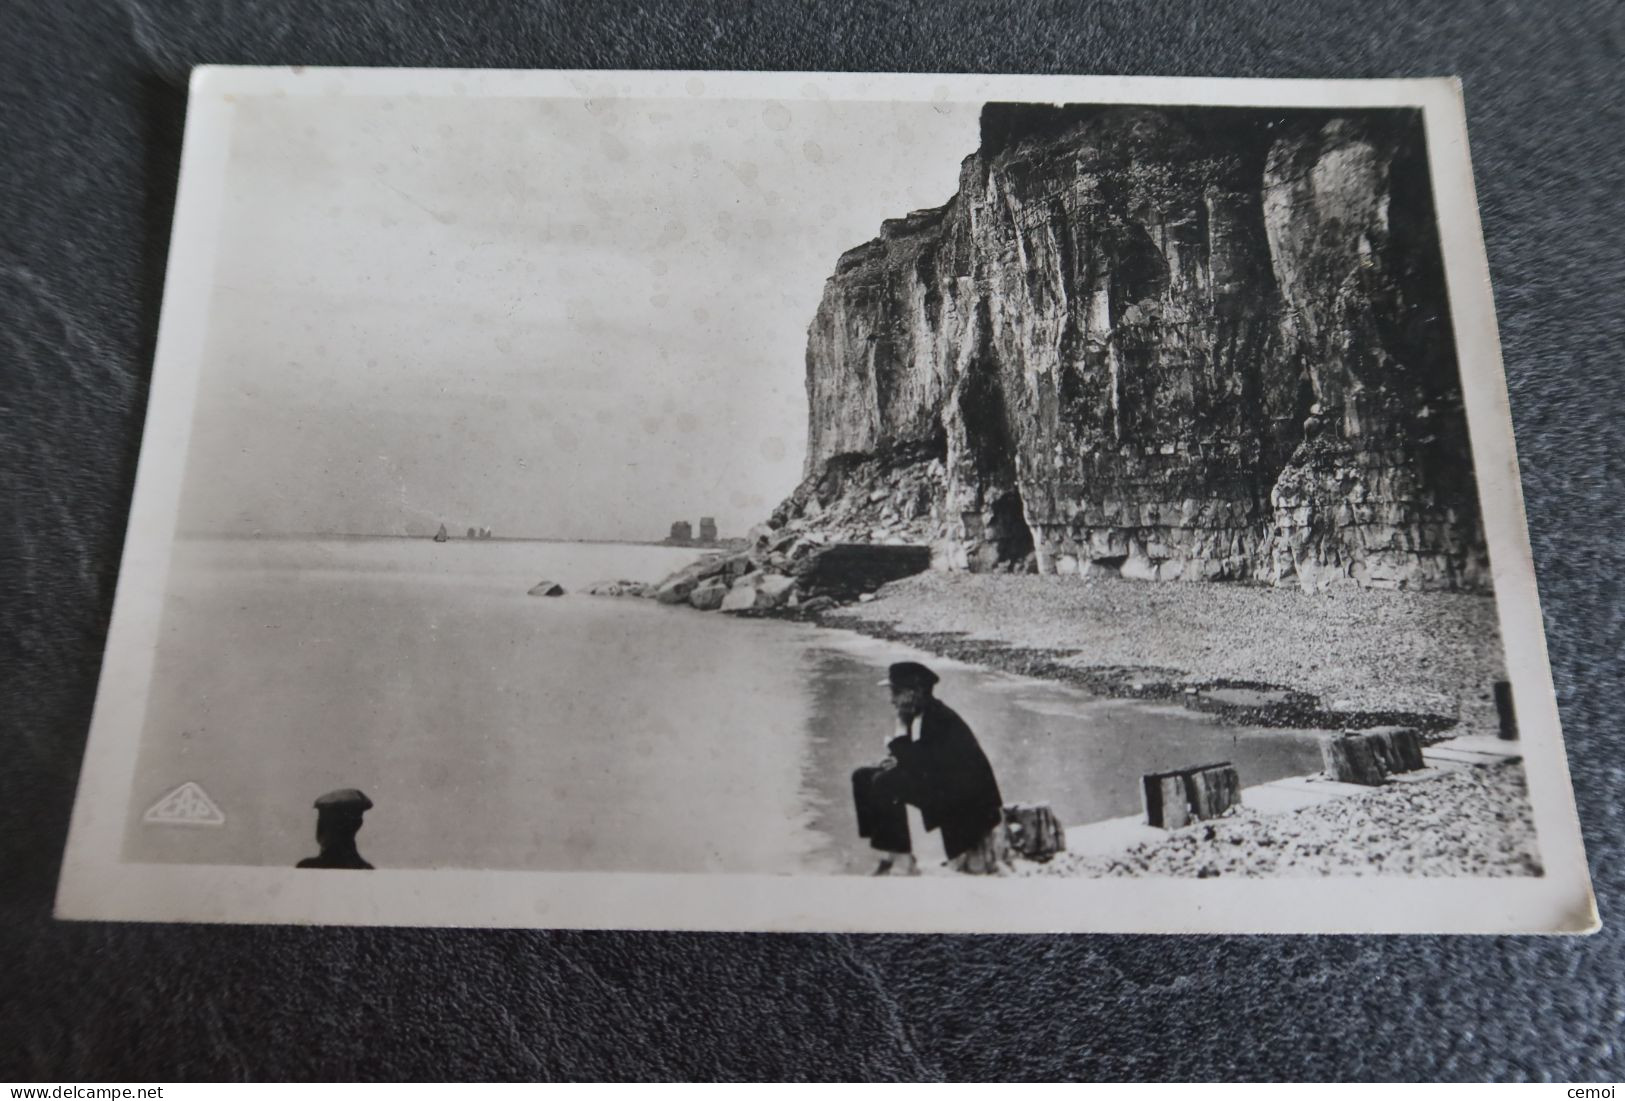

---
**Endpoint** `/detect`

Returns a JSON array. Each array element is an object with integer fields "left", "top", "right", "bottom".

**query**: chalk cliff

[{"left": 769, "top": 104, "right": 1488, "bottom": 591}]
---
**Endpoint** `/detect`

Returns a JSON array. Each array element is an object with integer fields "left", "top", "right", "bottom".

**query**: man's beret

[
  {"left": 880, "top": 661, "right": 940, "bottom": 690},
  {"left": 314, "top": 788, "right": 373, "bottom": 812}
]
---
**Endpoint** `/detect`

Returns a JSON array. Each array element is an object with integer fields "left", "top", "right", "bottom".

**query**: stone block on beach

[
  {"left": 1142, "top": 762, "right": 1242, "bottom": 829},
  {"left": 1363, "top": 726, "right": 1425, "bottom": 773},
  {"left": 1003, "top": 803, "right": 1066, "bottom": 861},
  {"left": 1320, "top": 732, "right": 1388, "bottom": 785},
  {"left": 1145, "top": 773, "right": 1192, "bottom": 829},
  {"left": 1188, "top": 764, "right": 1242, "bottom": 819},
  {"left": 527, "top": 581, "right": 565, "bottom": 597}
]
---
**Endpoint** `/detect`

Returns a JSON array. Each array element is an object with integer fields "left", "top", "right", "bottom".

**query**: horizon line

[{"left": 175, "top": 530, "right": 747, "bottom": 546}]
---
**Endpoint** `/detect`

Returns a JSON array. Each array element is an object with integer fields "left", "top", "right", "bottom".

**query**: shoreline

[
  {"left": 747, "top": 570, "right": 1533, "bottom": 878},
  {"left": 181, "top": 532, "right": 722, "bottom": 550},
  {"left": 771, "top": 570, "right": 1509, "bottom": 740}
]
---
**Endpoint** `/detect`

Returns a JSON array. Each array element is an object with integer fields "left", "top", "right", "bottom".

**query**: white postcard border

[{"left": 55, "top": 67, "right": 1597, "bottom": 934}]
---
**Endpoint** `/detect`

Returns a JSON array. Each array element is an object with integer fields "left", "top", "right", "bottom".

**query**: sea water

[{"left": 122, "top": 536, "right": 1326, "bottom": 874}]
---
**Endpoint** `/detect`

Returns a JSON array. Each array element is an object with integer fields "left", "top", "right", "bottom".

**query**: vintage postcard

[{"left": 56, "top": 68, "right": 1595, "bottom": 932}]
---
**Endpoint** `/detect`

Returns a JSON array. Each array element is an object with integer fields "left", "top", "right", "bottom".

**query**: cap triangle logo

[{"left": 143, "top": 781, "right": 226, "bottom": 827}]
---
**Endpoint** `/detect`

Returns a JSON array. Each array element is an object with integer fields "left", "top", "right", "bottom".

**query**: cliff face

[{"left": 773, "top": 105, "right": 1488, "bottom": 591}]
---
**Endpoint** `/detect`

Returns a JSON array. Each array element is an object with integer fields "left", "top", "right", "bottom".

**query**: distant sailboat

[{"left": 434, "top": 524, "right": 449, "bottom": 543}]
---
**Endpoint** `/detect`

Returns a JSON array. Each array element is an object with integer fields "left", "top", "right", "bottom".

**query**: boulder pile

[{"left": 628, "top": 528, "right": 932, "bottom": 616}]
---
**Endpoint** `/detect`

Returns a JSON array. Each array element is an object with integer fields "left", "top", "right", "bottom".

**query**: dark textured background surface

[{"left": 2, "top": 0, "right": 1621, "bottom": 1082}]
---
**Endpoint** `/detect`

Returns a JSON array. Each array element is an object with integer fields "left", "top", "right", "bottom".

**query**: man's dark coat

[
  {"left": 867, "top": 697, "right": 1003, "bottom": 859},
  {"left": 296, "top": 846, "right": 373, "bottom": 869}
]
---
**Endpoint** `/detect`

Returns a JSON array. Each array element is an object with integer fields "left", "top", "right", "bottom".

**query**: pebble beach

[
  {"left": 828, "top": 571, "right": 1509, "bottom": 737},
  {"left": 1039, "top": 762, "right": 1542, "bottom": 878}
]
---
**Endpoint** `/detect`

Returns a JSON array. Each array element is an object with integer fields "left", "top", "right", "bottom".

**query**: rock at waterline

[
  {"left": 585, "top": 579, "right": 645, "bottom": 597},
  {"left": 752, "top": 574, "right": 798, "bottom": 608},
  {"left": 688, "top": 579, "right": 730, "bottom": 611},
  {"left": 720, "top": 586, "right": 759, "bottom": 612},
  {"left": 691, "top": 554, "right": 741, "bottom": 582},
  {"left": 654, "top": 574, "right": 700, "bottom": 605},
  {"left": 717, "top": 573, "right": 799, "bottom": 612},
  {"left": 527, "top": 581, "right": 566, "bottom": 597},
  {"left": 651, "top": 553, "right": 745, "bottom": 605},
  {"left": 644, "top": 542, "right": 925, "bottom": 614},
  {"left": 718, "top": 584, "right": 773, "bottom": 611}
]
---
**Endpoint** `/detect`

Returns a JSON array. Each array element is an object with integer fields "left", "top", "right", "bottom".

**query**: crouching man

[{"left": 851, "top": 661, "right": 1005, "bottom": 875}]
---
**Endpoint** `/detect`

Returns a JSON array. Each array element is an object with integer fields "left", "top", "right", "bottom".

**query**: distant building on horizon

[{"left": 666, "top": 518, "right": 731, "bottom": 546}]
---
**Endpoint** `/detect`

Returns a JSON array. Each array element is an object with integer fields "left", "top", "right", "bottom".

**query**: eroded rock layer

[{"left": 770, "top": 105, "right": 1488, "bottom": 591}]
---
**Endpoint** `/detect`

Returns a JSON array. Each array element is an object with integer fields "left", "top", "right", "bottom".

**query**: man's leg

[{"left": 852, "top": 766, "right": 916, "bottom": 874}]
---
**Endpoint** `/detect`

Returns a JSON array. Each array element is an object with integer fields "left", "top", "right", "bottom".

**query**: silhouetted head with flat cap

[
  {"left": 297, "top": 788, "right": 374, "bottom": 870},
  {"left": 880, "top": 661, "right": 940, "bottom": 723}
]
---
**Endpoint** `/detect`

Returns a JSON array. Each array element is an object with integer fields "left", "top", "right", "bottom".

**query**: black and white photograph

[{"left": 54, "top": 69, "right": 1593, "bottom": 932}]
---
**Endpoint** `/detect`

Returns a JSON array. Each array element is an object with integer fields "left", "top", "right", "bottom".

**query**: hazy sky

[{"left": 178, "top": 91, "right": 980, "bottom": 540}]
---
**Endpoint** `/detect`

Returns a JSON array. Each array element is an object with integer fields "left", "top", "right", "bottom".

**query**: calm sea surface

[{"left": 124, "top": 536, "right": 1326, "bottom": 873}]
